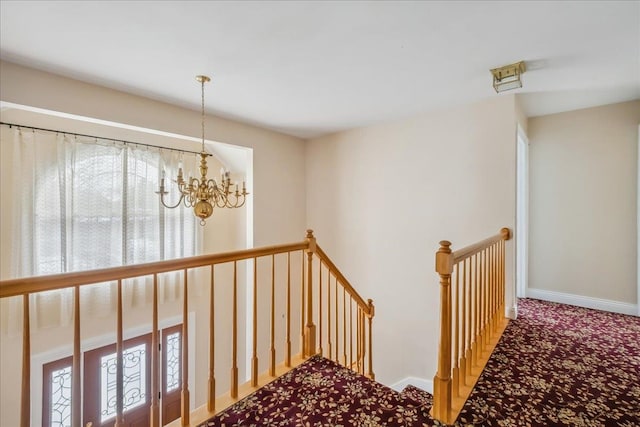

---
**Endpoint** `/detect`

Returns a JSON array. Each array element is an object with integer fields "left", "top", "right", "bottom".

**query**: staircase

[
  {"left": 199, "top": 355, "right": 438, "bottom": 427},
  {"left": 399, "top": 384, "right": 434, "bottom": 408}
]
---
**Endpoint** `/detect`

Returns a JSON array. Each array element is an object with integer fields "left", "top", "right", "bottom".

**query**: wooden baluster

[
  {"left": 115, "top": 280, "right": 124, "bottom": 427},
  {"left": 461, "top": 259, "right": 468, "bottom": 387},
  {"left": 360, "top": 308, "right": 367, "bottom": 375},
  {"left": 150, "top": 275, "right": 160, "bottom": 425},
  {"left": 270, "top": 255, "right": 276, "bottom": 377},
  {"left": 484, "top": 248, "right": 489, "bottom": 339},
  {"left": 477, "top": 250, "right": 481, "bottom": 352},
  {"left": 342, "top": 287, "right": 347, "bottom": 366},
  {"left": 489, "top": 245, "right": 494, "bottom": 330},
  {"left": 305, "top": 230, "right": 316, "bottom": 357},
  {"left": 208, "top": 266, "right": 216, "bottom": 412},
  {"left": 367, "top": 299, "right": 375, "bottom": 380},
  {"left": 319, "top": 260, "right": 323, "bottom": 356},
  {"left": 452, "top": 263, "right": 460, "bottom": 397},
  {"left": 495, "top": 245, "right": 499, "bottom": 322},
  {"left": 349, "top": 296, "right": 353, "bottom": 370},
  {"left": 484, "top": 249, "right": 489, "bottom": 342},
  {"left": 489, "top": 247, "right": 493, "bottom": 327},
  {"left": 493, "top": 243, "right": 500, "bottom": 332},
  {"left": 496, "top": 242, "right": 500, "bottom": 318},
  {"left": 327, "top": 274, "right": 333, "bottom": 361},
  {"left": 465, "top": 257, "right": 474, "bottom": 378},
  {"left": 488, "top": 248, "right": 492, "bottom": 332},
  {"left": 487, "top": 246, "right": 492, "bottom": 336},
  {"left": 359, "top": 307, "right": 365, "bottom": 374},
  {"left": 300, "top": 251, "right": 305, "bottom": 355},
  {"left": 357, "top": 306, "right": 361, "bottom": 374},
  {"left": 502, "top": 228, "right": 510, "bottom": 314},
  {"left": 481, "top": 251, "right": 485, "bottom": 342},
  {"left": 473, "top": 253, "right": 480, "bottom": 366},
  {"left": 231, "top": 261, "right": 238, "bottom": 398},
  {"left": 433, "top": 241, "right": 453, "bottom": 423},
  {"left": 207, "top": 264, "right": 216, "bottom": 412},
  {"left": 500, "top": 240, "right": 504, "bottom": 317},
  {"left": 252, "top": 258, "right": 259, "bottom": 385},
  {"left": 499, "top": 241, "right": 503, "bottom": 314},
  {"left": 20, "top": 294, "right": 30, "bottom": 427},
  {"left": 285, "top": 252, "right": 292, "bottom": 367},
  {"left": 181, "top": 270, "right": 190, "bottom": 425},
  {"left": 494, "top": 242, "right": 498, "bottom": 317},
  {"left": 492, "top": 244, "right": 497, "bottom": 329},
  {"left": 72, "top": 286, "right": 81, "bottom": 427},
  {"left": 501, "top": 239, "right": 505, "bottom": 313},
  {"left": 335, "top": 277, "right": 339, "bottom": 362},
  {"left": 479, "top": 250, "right": 485, "bottom": 352}
]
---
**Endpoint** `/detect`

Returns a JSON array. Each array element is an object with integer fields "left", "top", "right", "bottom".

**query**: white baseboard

[
  {"left": 507, "top": 305, "right": 518, "bottom": 320},
  {"left": 390, "top": 376, "right": 433, "bottom": 394},
  {"left": 525, "top": 288, "right": 638, "bottom": 316}
]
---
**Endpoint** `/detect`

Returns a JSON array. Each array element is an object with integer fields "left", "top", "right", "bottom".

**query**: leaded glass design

[
  {"left": 100, "top": 343, "right": 147, "bottom": 422},
  {"left": 50, "top": 366, "right": 72, "bottom": 427},
  {"left": 166, "top": 332, "right": 181, "bottom": 392}
]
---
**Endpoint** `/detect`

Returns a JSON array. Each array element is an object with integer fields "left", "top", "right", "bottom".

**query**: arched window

[{"left": 25, "top": 132, "right": 198, "bottom": 278}]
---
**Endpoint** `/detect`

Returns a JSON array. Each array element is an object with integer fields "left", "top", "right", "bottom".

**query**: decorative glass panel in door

[{"left": 83, "top": 335, "right": 150, "bottom": 427}]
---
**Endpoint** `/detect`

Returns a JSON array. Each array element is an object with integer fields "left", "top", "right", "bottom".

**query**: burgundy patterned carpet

[
  {"left": 457, "top": 298, "right": 640, "bottom": 426},
  {"left": 201, "top": 355, "right": 437, "bottom": 426},
  {"left": 200, "top": 299, "right": 640, "bottom": 426}
]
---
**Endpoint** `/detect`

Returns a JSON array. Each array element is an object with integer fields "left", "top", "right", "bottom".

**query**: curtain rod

[{"left": 0, "top": 121, "right": 206, "bottom": 156}]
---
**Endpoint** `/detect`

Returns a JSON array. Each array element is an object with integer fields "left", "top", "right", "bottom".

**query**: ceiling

[{"left": 1, "top": 1, "right": 638, "bottom": 139}]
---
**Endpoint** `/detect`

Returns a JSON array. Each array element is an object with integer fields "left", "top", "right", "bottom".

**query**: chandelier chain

[{"left": 201, "top": 77, "right": 205, "bottom": 153}]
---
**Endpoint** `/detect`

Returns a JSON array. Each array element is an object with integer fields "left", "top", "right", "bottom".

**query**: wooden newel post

[
  {"left": 432, "top": 240, "right": 454, "bottom": 423},
  {"left": 304, "top": 229, "right": 317, "bottom": 357},
  {"left": 367, "top": 299, "right": 375, "bottom": 380}
]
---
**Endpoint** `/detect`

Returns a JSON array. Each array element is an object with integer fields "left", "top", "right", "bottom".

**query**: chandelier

[{"left": 157, "top": 75, "right": 248, "bottom": 225}]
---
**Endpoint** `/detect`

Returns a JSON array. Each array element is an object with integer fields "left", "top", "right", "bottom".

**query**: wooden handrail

[
  {"left": 431, "top": 227, "right": 511, "bottom": 425},
  {"left": 0, "top": 241, "right": 308, "bottom": 298},
  {"left": 452, "top": 228, "right": 511, "bottom": 263},
  {"left": 315, "top": 244, "right": 371, "bottom": 316},
  {"left": 1, "top": 229, "right": 375, "bottom": 427}
]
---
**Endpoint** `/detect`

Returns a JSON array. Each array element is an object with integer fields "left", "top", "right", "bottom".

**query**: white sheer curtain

[{"left": 6, "top": 127, "right": 199, "bottom": 331}]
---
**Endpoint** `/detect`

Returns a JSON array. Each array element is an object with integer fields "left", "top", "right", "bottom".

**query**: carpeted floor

[
  {"left": 200, "top": 299, "right": 640, "bottom": 426},
  {"left": 457, "top": 298, "right": 640, "bottom": 426}
]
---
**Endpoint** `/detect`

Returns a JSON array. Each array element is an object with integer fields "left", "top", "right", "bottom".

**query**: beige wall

[
  {"left": 0, "top": 60, "right": 306, "bottom": 426},
  {"left": 306, "top": 95, "right": 518, "bottom": 385},
  {"left": 528, "top": 101, "right": 639, "bottom": 305}
]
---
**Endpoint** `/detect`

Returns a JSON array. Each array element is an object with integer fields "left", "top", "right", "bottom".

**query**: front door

[{"left": 83, "top": 334, "right": 151, "bottom": 427}]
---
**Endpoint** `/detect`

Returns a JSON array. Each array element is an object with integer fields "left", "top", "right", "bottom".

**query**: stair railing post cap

[
  {"left": 439, "top": 241, "right": 452, "bottom": 251},
  {"left": 500, "top": 228, "right": 511, "bottom": 240}
]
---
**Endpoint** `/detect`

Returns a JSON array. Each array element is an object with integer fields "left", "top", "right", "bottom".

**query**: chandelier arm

[
  {"left": 215, "top": 196, "right": 229, "bottom": 209},
  {"left": 234, "top": 196, "right": 247, "bottom": 208},
  {"left": 222, "top": 194, "right": 237, "bottom": 208},
  {"left": 158, "top": 192, "right": 186, "bottom": 209}
]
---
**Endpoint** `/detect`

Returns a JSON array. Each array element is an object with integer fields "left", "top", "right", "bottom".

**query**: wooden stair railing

[
  {"left": 0, "top": 229, "right": 374, "bottom": 427},
  {"left": 431, "top": 228, "right": 511, "bottom": 425}
]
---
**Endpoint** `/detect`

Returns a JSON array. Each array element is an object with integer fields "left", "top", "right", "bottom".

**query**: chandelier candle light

[{"left": 157, "top": 75, "right": 248, "bottom": 225}]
